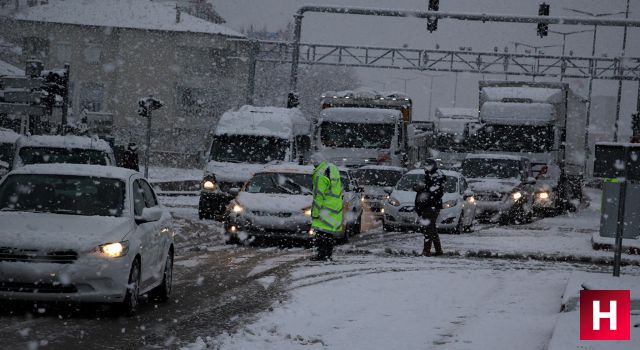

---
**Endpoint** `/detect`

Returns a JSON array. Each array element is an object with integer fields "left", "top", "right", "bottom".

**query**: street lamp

[{"left": 563, "top": 6, "right": 630, "bottom": 174}]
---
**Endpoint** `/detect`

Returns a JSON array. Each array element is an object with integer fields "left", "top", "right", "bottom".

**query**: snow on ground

[
  {"left": 205, "top": 256, "right": 637, "bottom": 350},
  {"left": 344, "top": 188, "right": 640, "bottom": 264}
]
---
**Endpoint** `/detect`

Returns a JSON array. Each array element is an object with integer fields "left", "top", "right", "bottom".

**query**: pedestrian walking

[
  {"left": 414, "top": 159, "right": 446, "bottom": 256},
  {"left": 122, "top": 142, "right": 140, "bottom": 172},
  {"left": 310, "top": 160, "right": 344, "bottom": 261}
]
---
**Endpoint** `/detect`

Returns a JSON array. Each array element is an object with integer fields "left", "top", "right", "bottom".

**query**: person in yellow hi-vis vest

[{"left": 310, "top": 161, "right": 344, "bottom": 261}]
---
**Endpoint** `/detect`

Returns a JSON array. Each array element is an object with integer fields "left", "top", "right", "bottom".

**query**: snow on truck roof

[
  {"left": 8, "top": 164, "right": 137, "bottom": 180},
  {"left": 15, "top": 135, "right": 113, "bottom": 152},
  {"left": 480, "top": 102, "right": 555, "bottom": 125},
  {"left": 12, "top": 0, "right": 244, "bottom": 37},
  {"left": 0, "top": 128, "right": 20, "bottom": 143},
  {"left": 215, "top": 106, "right": 310, "bottom": 139},
  {"left": 465, "top": 154, "right": 525, "bottom": 161},
  {"left": 481, "top": 87, "right": 564, "bottom": 104},
  {"left": 320, "top": 108, "right": 401, "bottom": 124},
  {"left": 322, "top": 88, "right": 411, "bottom": 101}
]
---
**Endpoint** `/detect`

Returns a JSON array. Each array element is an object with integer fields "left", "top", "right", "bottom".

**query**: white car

[
  {"left": 0, "top": 164, "right": 174, "bottom": 315},
  {"left": 383, "top": 169, "right": 477, "bottom": 234},
  {"left": 225, "top": 164, "right": 363, "bottom": 244}
]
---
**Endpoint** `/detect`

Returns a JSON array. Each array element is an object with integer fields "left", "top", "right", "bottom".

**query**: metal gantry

[{"left": 247, "top": 40, "right": 640, "bottom": 82}]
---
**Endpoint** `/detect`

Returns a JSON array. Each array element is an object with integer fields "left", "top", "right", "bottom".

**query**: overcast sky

[{"left": 215, "top": 0, "right": 640, "bottom": 137}]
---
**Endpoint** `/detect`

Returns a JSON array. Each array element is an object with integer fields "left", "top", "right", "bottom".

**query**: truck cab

[{"left": 198, "top": 106, "right": 311, "bottom": 220}]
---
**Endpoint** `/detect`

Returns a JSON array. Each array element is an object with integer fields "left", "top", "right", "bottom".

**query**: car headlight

[
  {"left": 96, "top": 241, "right": 129, "bottom": 258},
  {"left": 468, "top": 196, "right": 476, "bottom": 204},
  {"left": 202, "top": 176, "right": 216, "bottom": 191},
  {"left": 232, "top": 203, "right": 244, "bottom": 213},
  {"left": 537, "top": 192, "right": 550, "bottom": 200},
  {"left": 388, "top": 197, "right": 400, "bottom": 206},
  {"left": 512, "top": 191, "right": 523, "bottom": 201},
  {"left": 442, "top": 200, "right": 458, "bottom": 209},
  {"left": 303, "top": 207, "right": 312, "bottom": 216}
]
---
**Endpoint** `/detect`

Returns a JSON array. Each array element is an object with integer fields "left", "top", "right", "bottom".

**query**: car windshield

[
  {"left": 19, "top": 147, "right": 109, "bottom": 166},
  {"left": 0, "top": 174, "right": 125, "bottom": 216},
  {"left": 210, "top": 135, "right": 288, "bottom": 164},
  {"left": 395, "top": 174, "right": 457, "bottom": 193},
  {"left": 351, "top": 169, "right": 403, "bottom": 187},
  {"left": 245, "top": 172, "right": 312, "bottom": 195},
  {"left": 320, "top": 122, "right": 394, "bottom": 149},
  {"left": 462, "top": 159, "right": 521, "bottom": 179}
]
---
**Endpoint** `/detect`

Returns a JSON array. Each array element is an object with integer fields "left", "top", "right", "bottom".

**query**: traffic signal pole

[{"left": 288, "top": 6, "right": 640, "bottom": 93}]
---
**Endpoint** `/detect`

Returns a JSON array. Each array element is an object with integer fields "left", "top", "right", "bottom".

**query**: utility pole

[
  {"left": 614, "top": 0, "right": 631, "bottom": 142},
  {"left": 453, "top": 72, "right": 459, "bottom": 107},
  {"left": 138, "top": 96, "right": 164, "bottom": 178}
]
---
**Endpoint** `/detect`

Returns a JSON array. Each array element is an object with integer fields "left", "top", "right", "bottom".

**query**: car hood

[
  {"left": 389, "top": 190, "right": 458, "bottom": 205},
  {"left": 205, "top": 161, "right": 269, "bottom": 183},
  {"left": 362, "top": 186, "right": 389, "bottom": 198},
  {"left": 0, "top": 212, "right": 134, "bottom": 252},
  {"left": 236, "top": 192, "right": 312, "bottom": 213},
  {"left": 466, "top": 178, "right": 521, "bottom": 193}
]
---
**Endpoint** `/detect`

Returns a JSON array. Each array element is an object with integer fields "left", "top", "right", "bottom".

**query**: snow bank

[{"left": 12, "top": 0, "right": 244, "bottom": 37}]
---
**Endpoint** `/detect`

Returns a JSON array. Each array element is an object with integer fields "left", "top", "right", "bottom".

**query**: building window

[
  {"left": 80, "top": 82, "right": 104, "bottom": 112},
  {"left": 23, "top": 36, "right": 49, "bottom": 60},
  {"left": 83, "top": 43, "right": 102, "bottom": 64},
  {"left": 54, "top": 42, "right": 72, "bottom": 64}
]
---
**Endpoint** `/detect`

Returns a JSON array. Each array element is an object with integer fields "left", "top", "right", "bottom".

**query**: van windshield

[
  {"left": 462, "top": 158, "right": 521, "bottom": 179},
  {"left": 19, "top": 147, "right": 110, "bottom": 166},
  {"left": 320, "top": 122, "right": 394, "bottom": 149},
  {"left": 210, "top": 135, "right": 288, "bottom": 164}
]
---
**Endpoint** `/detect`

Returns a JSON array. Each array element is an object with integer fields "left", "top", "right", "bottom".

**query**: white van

[
  {"left": 198, "top": 106, "right": 312, "bottom": 219},
  {"left": 312, "top": 107, "right": 403, "bottom": 168},
  {"left": 13, "top": 135, "right": 116, "bottom": 169}
]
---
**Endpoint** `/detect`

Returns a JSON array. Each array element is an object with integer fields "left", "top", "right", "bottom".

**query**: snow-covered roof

[
  {"left": 480, "top": 102, "right": 555, "bottom": 126},
  {"left": 357, "top": 165, "right": 406, "bottom": 172},
  {"left": 0, "top": 128, "right": 20, "bottom": 143},
  {"left": 9, "top": 163, "right": 136, "bottom": 180},
  {"left": 12, "top": 0, "right": 244, "bottom": 37},
  {"left": 0, "top": 59, "right": 24, "bottom": 76},
  {"left": 262, "top": 164, "right": 314, "bottom": 174},
  {"left": 465, "top": 153, "right": 525, "bottom": 161},
  {"left": 406, "top": 169, "right": 462, "bottom": 178},
  {"left": 481, "top": 87, "right": 564, "bottom": 104},
  {"left": 435, "top": 108, "right": 478, "bottom": 119},
  {"left": 322, "top": 88, "right": 411, "bottom": 101},
  {"left": 15, "top": 134, "right": 113, "bottom": 152},
  {"left": 320, "top": 108, "right": 401, "bottom": 124},
  {"left": 215, "top": 106, "right": 310, "bottom": 139}
]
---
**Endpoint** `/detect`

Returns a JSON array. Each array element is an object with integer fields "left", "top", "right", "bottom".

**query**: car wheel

[
  {"left": 120, "top": 259, "right": 141, "bottom": 316},
  {"left": 150, "top": 252, "right": 173, "bottom": 302},
  {"left": 353, "top": 214, "right": 362, "bottom": 235}
]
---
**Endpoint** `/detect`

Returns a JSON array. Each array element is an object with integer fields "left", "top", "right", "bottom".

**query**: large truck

[
  {"left": 316, "top": 89, "right": 412, "bottom": 167},
  {"left": 198, "top": 106, "right": 312, "bottom": 219},
  {"left": 470, "top": 81, "right": 587, "bottom": 212}
]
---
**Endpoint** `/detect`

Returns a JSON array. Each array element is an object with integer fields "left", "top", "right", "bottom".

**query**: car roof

[
  {"left": 7, "top": 164, "right": 137, "bottom": 180},
  {"left": 15, "top": 134, "right": 113, "bottom": 152},
  {"left": 356, "top": 165, "right": 406, "bottom": 172},
  {"left": 405, "top": 169, "right": 463, "bottom": 178},
  {"left": 464, "top": 153, "right": 526, "bottom": 161}
]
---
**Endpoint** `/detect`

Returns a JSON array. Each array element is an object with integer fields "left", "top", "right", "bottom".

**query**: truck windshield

[
  {"left": 0, "top": 174, "right": 125, "bottom": 216},
  {"left": 472, "top": 125, "right": 554, "bottom": 152},
  {"left": 245, "top": 172, "right": 312, "bottom": 195},
  {"left": 462, "top": 159, "right": 521, "bottom": 179},
  {"left": 19, "top": 147, "right": 110, "bottom": 166},
  {"left": 351, "top": 169, "right": 403, "bottom": 187},
  {"left": 320, "top": 122, "right": 394, "bottom": 149},
  {"left": 210, "top": 135, "right": 288, "bottom": 164}
]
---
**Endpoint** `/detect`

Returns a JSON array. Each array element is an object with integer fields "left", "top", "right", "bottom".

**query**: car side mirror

[
  {"left": 526, "top": 177, "right": 537, "bottom": 185},
  {"left": 463, "top": 189, "right": 474, "bottom": 199},
  {"left": 229, "top": 187, "right": 240, "bottom": 196},
  {"left": 383, "top": 186, "right": 393, "bottom": 194},
  {"left": 135, "top": 207, "right": 163, "bottom": 224}
]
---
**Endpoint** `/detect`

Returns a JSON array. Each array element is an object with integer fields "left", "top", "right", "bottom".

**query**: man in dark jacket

[
  {"left": 122, "top": 143, "right": 140, "bottom": 172},
  {"left": 414, "top": 159, "right": 446, "bottom": 256}
]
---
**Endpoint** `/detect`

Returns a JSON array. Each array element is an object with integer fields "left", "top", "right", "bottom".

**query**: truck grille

[
  {"left": 0, "top": 247, "right": 78, "bottom": 264},
  {"left": 0, "top": 281, "right": 77, "bottom": 294}
]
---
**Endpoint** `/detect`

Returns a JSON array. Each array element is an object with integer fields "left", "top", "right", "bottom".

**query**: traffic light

[
  {"left": 537, "top": 3, "right": 550, "bottom": 37},
  {"left": 427, "top": 0, "right": 439, "bottom": 33},
  {"left": 287, "top": 92, "right": 299, "bottom": 108}
]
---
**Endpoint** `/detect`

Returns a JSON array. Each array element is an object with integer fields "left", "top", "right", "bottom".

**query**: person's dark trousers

[
  {"left": 314, "top": 231, "right": 335, "bottom": 260},
  {"left": 419, "top": 210, "right": 442, "bottom": 256}
]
